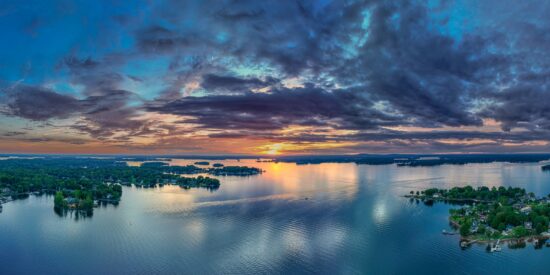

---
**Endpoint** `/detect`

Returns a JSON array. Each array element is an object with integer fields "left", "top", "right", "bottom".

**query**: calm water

[{"left": 2, "top": 160, "right": 550, "bottom": 274}]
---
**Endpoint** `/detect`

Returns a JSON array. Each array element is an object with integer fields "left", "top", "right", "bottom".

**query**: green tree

[
  {"left": 79, "top": 194, "right": 94, "bottom": 211},
  {"left": 478, "top": 224, "right": 486, "bottom": 235},
  {"left": 460, "top": 220, "right": 472, "bottom": 236},
  {"left": 54, "top": 191, "right": 65, "bottom": 209},
  {"left": 512, "top": 226, "right": 529, "bottom": 238}
]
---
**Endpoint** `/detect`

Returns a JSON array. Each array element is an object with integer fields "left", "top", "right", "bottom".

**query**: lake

[{"left": 2, "top": 160, "right": 550, "bottom": 274}]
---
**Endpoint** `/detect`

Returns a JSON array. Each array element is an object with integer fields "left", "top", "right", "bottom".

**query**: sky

[{"left": 0, "top": 0, "right": 549, "bottom": 155}]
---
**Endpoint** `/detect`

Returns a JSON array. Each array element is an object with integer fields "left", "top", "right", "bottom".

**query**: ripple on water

[{"left": 4, "top": 162, "right": 550, "bottom": 274}]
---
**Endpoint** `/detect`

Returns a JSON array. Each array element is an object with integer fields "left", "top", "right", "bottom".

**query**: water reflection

[
  {"left": 54, "top": 207, "right": 93, "bottom": 219},
  {"left": 3, "top": 161, "right": 550, "bottom": 274}
]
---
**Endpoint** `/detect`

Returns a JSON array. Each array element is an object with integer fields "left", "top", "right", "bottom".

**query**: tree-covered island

[
  {"left": 207, "top": 166, "right": 262, "bottom": 176},
  {"left": 407, "top": 186, "right": 550, "bottom": 246},
  {"left": 0, "top": 157, "right": 262, "bottom": 215},
  {"left": 177, "top": 176, "right": 220, "bottom": 190}
]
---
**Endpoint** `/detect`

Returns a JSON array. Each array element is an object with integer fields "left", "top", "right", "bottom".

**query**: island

[
  {"left": 212, "top": 163, "right": 224, "bottom": 167},
  {"left": 207, "top": 166, "right": 262, "bottom": 176},
  {"left": 407, "top": 186, "right": 550, "bottom": 249},
  {"left": 54, "top": 185, "right": 121, "bottom": 215},
  {"left": 177, "top": 176, "right": 220, "bottom": 190},
  {"left": 194, "top": 161, "right": 210, "bottom": 165},
  {"left": 0, "top": 157, "right": 263, "bottom": 215}
]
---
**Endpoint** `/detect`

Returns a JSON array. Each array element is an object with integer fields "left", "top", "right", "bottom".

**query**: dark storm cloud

[
  {"left": 146, "top": 0, "right": 549, "bottom": 137},
  {"left": 142, "top": 0, "right": 485, "bottom": 135},
  {"left": 472, "top": 16, "right": 550, "bottom": 132},
  {"left": 3, "top": 0, "right": 550, "bottom": 152},
  {"left": 150, "top": 85, "right": 403, "bottom": 131},
  {"left": 138, "top": 0, "right": 367, "bottom": 75},
  {"left": 201, "top": 74, "right": 279, "bottom": 93},
  {"left": 3, "top": 85, "right": 81, "bottom": 120},
  {"left": 481, "top": 85, "right": 550, "bottom": 131},
  {"left": 74, "top": 90, "right": 162, "bottom": 140},
  {"left": 57, "top": 57, "right": 156, "bottom": 139},
  {"left": 2, "top": 84, "right": 150, "bottom": 140},
  {"left": 329, "top": 1, "right": 500, "bottom": 128}
]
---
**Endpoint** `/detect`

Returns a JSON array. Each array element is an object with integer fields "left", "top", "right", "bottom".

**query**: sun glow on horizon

[{"left": 264, "top": 143, "right": 283, "bottom": 155}]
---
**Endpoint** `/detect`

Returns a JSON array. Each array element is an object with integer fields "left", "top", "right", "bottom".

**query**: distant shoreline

[
  {"left": 2, "top": 154, "right": 550, "bottom": 167},
  {"left": 276, "top": 154, "right": 550, "bottom": 167}
]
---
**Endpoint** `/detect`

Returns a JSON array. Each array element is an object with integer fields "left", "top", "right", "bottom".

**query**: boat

[
  {"left": 490, "top": 240, "right": 502, "bottom": 252},
  {"left": 442, "top": 229, "right": 456, "bottom": 235}
]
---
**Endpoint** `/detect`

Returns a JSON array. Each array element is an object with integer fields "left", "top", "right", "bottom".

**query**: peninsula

[{"left": 407, "top": 186, "right": 550, "bottom": 245}]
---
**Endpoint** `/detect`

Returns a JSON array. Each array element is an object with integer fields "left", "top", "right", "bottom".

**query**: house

[
  {"left": 520, "top": 206, "right": 532, "bottom": 214},
  {"left": 513, "top": 203, "right": 525, "bottom": 210},
  {"left": 65, "top": 197, "right": 79, "bottom": 204},
  {"left": 64, "top": 197, "right": 79, "bottom": 209},
  {"left": 525, "top": 222, "right": 533, "bottom": 230},
  {"left": 479, "top": 214, "right": 488, "bottom": 222}
]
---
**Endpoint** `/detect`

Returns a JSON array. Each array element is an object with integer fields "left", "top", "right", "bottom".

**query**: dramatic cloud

[
  {"left": 1, "top": 0, "right": 549, "bottom": 154},
  {"left": 200, "top": 74, "right": 279, "bottom": 93},
  {"left": 3, "top": 85, "right": 81, "bottom": 120},
  {"left": 150, "top": 85, "right": 402, "bottom": 131}
]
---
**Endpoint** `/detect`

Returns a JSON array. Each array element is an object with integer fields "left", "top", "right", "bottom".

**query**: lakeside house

[
  {"left": 65, "top": 197, "right": 79, "bottom": 209},
  {"left": 502, "top": 225, "right": 515, "bottom": 236},
  {"left": 470, "top": 221, "right": 479, "bottom": 233},
  {"left": 520, "top": 206, "right": 532, "bottom": 214},
  {"left": 479, "top": 214, "right": 488, "bottom": 222}
]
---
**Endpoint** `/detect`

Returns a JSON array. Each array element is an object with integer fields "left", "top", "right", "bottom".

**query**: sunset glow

[{"left": 0, "top": 1, "right": 549, "bottom": 155}]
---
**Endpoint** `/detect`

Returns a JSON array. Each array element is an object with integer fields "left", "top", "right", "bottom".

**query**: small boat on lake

[
  {"left": 490, "top": 240, "right": 502, "bottom": 252},
  {"left": 442, "top": 229, "right": 457, "bottom": 235}
]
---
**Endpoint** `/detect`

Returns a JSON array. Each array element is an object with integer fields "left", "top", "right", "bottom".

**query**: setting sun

[{"left": 264, "top": 143, "right": 283, "bottom": 155}]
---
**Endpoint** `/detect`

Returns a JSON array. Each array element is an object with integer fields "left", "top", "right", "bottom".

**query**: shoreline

[
  {"left": 450, "top": 220, "right": 549, "bottom": 244},
  {"left": 404, "top": 194, "right": 550, "bottom": 244},
  {"left": 404, "top": 194, "right": 492, "bottom": 204},
  {"left": 459, "top": 233, "right": 548, "bottom": 245}
]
